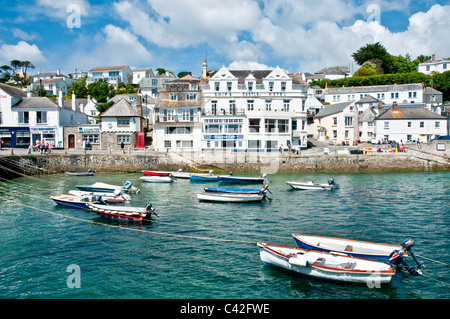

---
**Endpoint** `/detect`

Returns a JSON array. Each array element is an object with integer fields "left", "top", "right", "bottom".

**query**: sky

[{"left": 0, "top": 0, "right": 449, "bottom": 77}]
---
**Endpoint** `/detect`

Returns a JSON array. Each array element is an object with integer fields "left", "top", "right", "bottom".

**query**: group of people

[{"left": 28, "top": 140, "right": 54, "bottom": 154}]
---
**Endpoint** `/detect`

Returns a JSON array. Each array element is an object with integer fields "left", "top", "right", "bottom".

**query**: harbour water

[{"left": 0, "top": 171, "right": 448, "bottom": 300}]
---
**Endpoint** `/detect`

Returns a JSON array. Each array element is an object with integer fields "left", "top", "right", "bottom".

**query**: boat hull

[
  {"left": 142, "top": 170, "right": 172, "bottom": 177},
  {"left": 190, "top": 174, "right": 219, "bottom": 182},
  {"left": 292, "top": 234, "right": 402, "bottom": 262},
  {"left": 66, "top": 171, "right": 95, "bottom": 176},
  {"left": 258, "top": 243, "right": 395, "bottom": 284},
  {"left": 197, "top": 192, "right": 264, "bottom": 202},
  {"left": 218, "top": 176, "right": 265, "bottom": 183},
  {"left": 51, "top": 194, "right": 99, "bottom": 209},
  {"left": 140, "top": 176, "right": 173, "bottom": 183},
  {"left": 68, "top": 190, "right": 128, "bottom": 203},
  {"left": 87, "top": 203, "right": 150, "bottom": 222},
  {"left": 286, "top": 181, "right": 336, "bottom": 190}
]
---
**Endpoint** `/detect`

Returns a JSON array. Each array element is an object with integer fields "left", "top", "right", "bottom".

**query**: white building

[
  {"left": 131, "top": 68, "right": 156, "bottom": 86},
  {"left": 0, "top": 83, "right": 89, "bottom": 148},
  {"left": 64, "top": 94, "right": 99, "bottom": 124},
  {"left": 417, "top": 55, "right": 450, "bottom": 75},
  {"left": 374, "top": 102, "right": 448, "bottom": 143},
  {"left": 28, "top": 77, "right": 71, "bottom": 96},
  {"left": 313, "top": 101, "right": 358, "bottom": 146},
  {"left": 87, "top": 66, "right": 132, "bottom": 88},
  {"left": 153, "top": 75, "right": 202, "bottom": 152},
  {"left": 200, "top": 63, "right": 308, "bottom": 152}
]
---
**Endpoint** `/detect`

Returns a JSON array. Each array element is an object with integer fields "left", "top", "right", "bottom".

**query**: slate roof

[
  {"left": 315, "top": 101, "right": 353, "bottom": 118},
  {"left": 0, "top": 83, "right": 28, "bottom": 99},
  {"left": 90, "top": 66, "right": 129, "bottom": 72},
  {"left": 377, "top": 107, "right": 447, "bottom": 120},
  {"left": 326, "top": 83, "right": 423, "bottom": 94},
  {"left": 12, "top": 97, "right": 59, "bottom": 109},
  {"left": 205, "top": 70, "right": 272, "bottom": 84},
  {"left": 100, "top": 98, "right": 140, "bottom": 117},
  {"left": 359, "top": 107, "right": 377, "bottom": 122}
]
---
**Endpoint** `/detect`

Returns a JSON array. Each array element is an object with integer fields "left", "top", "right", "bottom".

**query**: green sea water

[{"left": 0, "top": 171, "right": 448, "bottom": 300}]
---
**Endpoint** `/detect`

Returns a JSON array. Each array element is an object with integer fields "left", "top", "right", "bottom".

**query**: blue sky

[{"left": 0, "top": 0, "right": 449, "bottom": 77}]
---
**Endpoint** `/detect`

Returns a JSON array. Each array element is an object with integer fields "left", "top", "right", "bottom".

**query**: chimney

[
  {"left": 136, "top": 94, "right": 143, "bottom": 132},
  {"left": 58, "top": 88, "right": 63, "bottom": 107},
  {"left": 202, "top": 59, "right": 207, "bottom": 78},
  {"left": 432, "top": 54, "right": 436, "bottom": 62},
  {"left": 392, "top": 101, "right": 398, "bottom": 112},
  {"left": 57, "top": 68, "right": 60, "bottom": 75},
  {"left": 72, "top": 90, "right": 77, "bottom": 112}
]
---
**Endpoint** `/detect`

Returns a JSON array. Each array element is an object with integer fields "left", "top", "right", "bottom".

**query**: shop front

[
  {"left": 30, "top": 127, "right": 59, "bottom": 148},
  {"left": 0, "top": 127, "right": 30, "bottom": 148}
]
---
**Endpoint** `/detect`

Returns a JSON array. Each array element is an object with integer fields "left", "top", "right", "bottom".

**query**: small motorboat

[
  {"left": 190, "top": 170, "right": 219, "bottom": 182},
  {"left": 76, "top": 181, "right": 139, "bottom": 194},
  {"left": 140, "top": 175, "right": 174, "bottom": 183},
  {"left": 170, "top": 169, "right": 192, "bottom": 179},
  {"left": 66, "top": 169, "right": 95, "bottom": 176},
  {"left": 142, "top": 170, "right": 172, "bottom": 177},
  {"left": 286, "top": 177, "right": 338, "bottom": 190},
  {"left": 197, "top": 185, "right": 271, "bottom": 202},
  {"left": 218, "top": 174, "right": 267, "bottom": 184},
  {"left": 50, "top": 194, "right": 103, "bottom": 209},
  {"left": 257, "top": 242, "right": 397, "bottom": 284},
  {"left": 68, "top": 190, "right": 131, "bottom": 203},
  {"left": 87, "top": 202, "right": 157, "bottom": 222}
]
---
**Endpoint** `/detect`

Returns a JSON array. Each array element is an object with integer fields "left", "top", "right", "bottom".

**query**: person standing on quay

[{"left": 121, "top": 141, "right": 125, "bottom": 154}]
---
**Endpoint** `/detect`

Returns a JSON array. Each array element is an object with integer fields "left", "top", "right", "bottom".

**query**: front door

[{"left": 68, "top": 134, "right": 75, "bottom": 148}]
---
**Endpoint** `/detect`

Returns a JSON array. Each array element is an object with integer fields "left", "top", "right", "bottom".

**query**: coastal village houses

[
  {"left": 87, "top": 66, "right": 133, "bottom": 88},
  {"left": 153, "top": 75, "right": 202, "bottom": 152},
  {"left": 0, "top": 83, "right": 89, "bottom": 148},
  {"left": 417, "top": 54, "right": 450, "bottom": 75},
  {"left": 374, "top": 101, "right": 447, "bottom": 143}
]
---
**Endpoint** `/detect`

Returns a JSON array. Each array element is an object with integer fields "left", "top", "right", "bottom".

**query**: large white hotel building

[{"left": 153, "top": 60, "right": 309, "bottom": 153}]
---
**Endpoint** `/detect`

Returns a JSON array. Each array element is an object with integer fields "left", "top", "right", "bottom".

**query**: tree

[
  {"left": 0, "top": 65, "right": 12, "bottom": 83},
  {"left": 352, "top": 42, "right": 394, "bottom": 74},
  {"left": 177, "top": 71, "right": 191, "bottom": 78},
  {"left": 87, "top": 78, "right": 114, "bottom": 102},
  {"left": 67, "top": 76, "right": 88, "bottom": 98},
  {"left": 432, "top": 71, "right": 450, "bottom": 103},
  {"left": 354, "top": 61, "right": 377, "bottom": 77}
]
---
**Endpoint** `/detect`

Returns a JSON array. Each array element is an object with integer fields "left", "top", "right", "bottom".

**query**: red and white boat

[
  {"left": 142, "top": 170, "right": 172, "bottom": 177},
  {"left": 87, "top": 203, "right": 157, "bottom": 222}
]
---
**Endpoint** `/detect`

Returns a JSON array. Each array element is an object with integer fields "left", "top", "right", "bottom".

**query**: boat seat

[
  {"left": 312, "top": 257, "right": 325, "bottom": 265},
  {"left": 344, "top": 245, "right": 353, "bottom": 252},
  {"left": 343, "top": 262, "right": 355, "bottom": 270}
]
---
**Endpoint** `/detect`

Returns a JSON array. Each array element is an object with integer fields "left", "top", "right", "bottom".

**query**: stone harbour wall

[{"left": 1, "top": 151, "right": 448, "bottom": 180}]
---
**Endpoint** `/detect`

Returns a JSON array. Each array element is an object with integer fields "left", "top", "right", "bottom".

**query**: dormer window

[
  {"left": 269, "top": 82, "right": 274, "bottom": 92},
  {"left": 248, "top": 82, "right": 253, "bottom": 91}
]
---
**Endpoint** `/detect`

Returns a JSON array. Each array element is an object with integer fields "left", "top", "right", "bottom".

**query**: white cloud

[
  {"left": 11, "top": 28, "right": 38, "bottom": 41},
  {"left": 36, "top": 0, "right": 91, "bottom": 20},
  {"left": 0, "top": 41, "right": 46, "bottom": 65},
  {"left": 228, "top": 61, "right": 274, "bottom": 70}
]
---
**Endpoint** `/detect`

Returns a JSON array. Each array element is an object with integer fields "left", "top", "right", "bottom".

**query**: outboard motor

[
  {"left": 401, "top": 238, "right": 425, "bottom": 268},
  {"left": 145, "top": 203, "right": 158, "bottom": 217},
  {"left": 123, "top": 181, "right": 132, "bottom": 189},
  {"left": 328, "top": 177, "right": 338, "bottom": 188},
  {"left": 389, "top": 250, "right": 421, "bottom": 276}
]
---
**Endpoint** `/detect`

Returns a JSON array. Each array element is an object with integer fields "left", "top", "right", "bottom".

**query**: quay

[{"left": 0, "top": 140, "right": 448, "bottom": 180}]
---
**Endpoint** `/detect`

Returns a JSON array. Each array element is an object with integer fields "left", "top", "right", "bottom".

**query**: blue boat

[
  {"left": 189, "top": 174, "right": 219, "bottom": 182},
  {"left": 50, "top": 194, "right": 102, "bottom": 209},
  {"left": 204, "top": 187, "right": 262, "bottom": 194},
  {"left": 218, "top": 174, "right": 267, "bottom": 184}
]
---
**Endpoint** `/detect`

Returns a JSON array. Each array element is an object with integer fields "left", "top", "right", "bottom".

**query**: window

[
  {"left": 117, "top": 135, "right": 130, "bottom": 143},
  {"left": 92, "top": 72, "right": 103, "bottom": 77},
  {"left": 36, "top": 111, "right": 47, "bottom": 124},
  {"left": 109, "top": 71, "right": 119, "bottom": 77},
  {"left": 283, "top": 99, "right": 290, "bottom": 112},
  {"left": 249, "top": 118, "right": 260, "bottom": 133},
  {"left": 345, "top": 116, "right": 353, "bottom": 127},
  {"left": 169, "top": 93, "right": 177, "bottom": 101},
  {"left": 281, "top": 82, "right": 286, "bottom": 90},
  {"left": 117, "top": 118, "right": 130, "bottom": 126},
  {"left": 164, "top": 140, "right": 171, "bottom": 148},
  {"left": 180, "top": 109, "right": 195, "bottom": 122},
  {"left": 444, "top": 63, "right": 448, "bottom": 70},
  {"left": 247, "top": 82, "right": 253, "bottom": 91},
  {"left": 83, "top": 134, "right": 99, "bottom": 144},
  {"left": 345, "top": 130, "right": 349, "bottom": 139},
  {"left": 384, "top": 121, "right": 389, "bottom": 129},
  {"left": 176, "top": 140, "right": 193, "bottom": 148},
  {"left": 407, "top": 122, "right": 412, "bottom": 127},
  {"left": 265, "top": 119, "right": 276, "bottom": 133},
  {"left": 269, "top": 82, "right": 274, "bottom": 91},
  {"left": 278, "top": 119, "right": 289, "bottom": 133},
  {"left": 186, "top": 93, "right": 197, "bottom": 101},
  {"left": 266, "top": 140, "right": 277, "bottom": 149},
  {"left": 18, "top": 111, "right": 29, "bottom": 124},
  {"left": 229, "top": 100, "right": 236, "bottom": 115},
  {"left": 166, "top": 126, "right": 192, "bottom": 134},
  {"left": 247, "top": 100, "right": 254, "bottom": 111},
  {"left": 211, "top": 100, "right": 217, "bottom": 115},
  {"left": 333, "top": 117, "right": 337, "bottom": 126},
  {"left": 435, "top": 121, "right": 440, "bottom": 128},
  {"left": 368, "top": 121, "right": 373, "bottom": 127},
  {"left": 227, "top": 82, "right": 232, "bottom": 91},
  {"left": 214, "top": 82, "right": 220, "bottom": 92},
  {"left": 420, "top": 121, "right": 424, "bottom": 128},
  {"left": 333, "top": 130, "right": 337, "bottom": 138},
  {"left": 265, "top": 99, "right": 272, "bottom": 111},
  {"left": 248, "top": 140, "right": 261, "bottom": 149}
]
